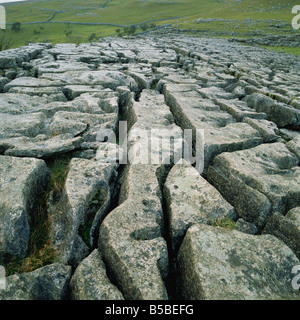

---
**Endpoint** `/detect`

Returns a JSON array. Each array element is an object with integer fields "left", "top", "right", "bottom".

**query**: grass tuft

[
  {"left": 212, "top": 217, "right": 236, "bottom": 229},
  {"left": 4, "top": 155, "right": 71, "bottom": 276}
]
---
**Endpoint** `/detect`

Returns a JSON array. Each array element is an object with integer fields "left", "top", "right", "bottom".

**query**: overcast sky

[{"left": 0, "top": 0, "right": 27, "bottom": 4}]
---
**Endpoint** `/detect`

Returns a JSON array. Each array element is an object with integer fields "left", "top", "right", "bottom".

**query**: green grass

[
  {"left": 263, "top": 46, "right": 300, "bottom": 55},
  {"left": 47, "top": 155, "right": 70, "bottom": 195},
  {"left": 2, "top": 0, "right": 298, "bottom": 50},
  {"left": 212, "top": 217, "right": 236, "bottom": 229}
]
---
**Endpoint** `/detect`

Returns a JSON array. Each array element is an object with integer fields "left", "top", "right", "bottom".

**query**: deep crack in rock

[{"left": 0, "top": 34, "right": 299, "bottom": 300}]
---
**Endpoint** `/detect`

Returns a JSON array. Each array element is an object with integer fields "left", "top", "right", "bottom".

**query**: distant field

[{"left": 1, "top": 0, "right": 299, "bottom": 51}]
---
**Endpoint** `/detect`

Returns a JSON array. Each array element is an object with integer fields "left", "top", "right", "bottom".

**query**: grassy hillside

[{"left": 1, "top": 0, "right": 299, "bottom": 52}]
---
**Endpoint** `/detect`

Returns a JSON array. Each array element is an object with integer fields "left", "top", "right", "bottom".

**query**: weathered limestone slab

[
  {"left": 0, "top": 43, "right": 52, "bottom": 69},
  {"left": 126, "top": 65, "right": 155, "bottom": 89},
  {"left": 48, "top": 158, "right": 118, "bottom": 266},
  {"left": 286, "top": 136, "right": 300, "bottom": 159},
  {"left": 204, "top": 123, "right": 263, "bottom": 169},
  {"left": 263, "top": 208, "right": 300, "bottom": 260},
  {"left": 214, "top": 98, "right": 267, "bottom": 121},
  {"left": 70, "top": 249, "right": 124, "bottom": 300},
  {"left": 163, "top": 84, "right": 263, "bottom": 170},
  {"left": 177, "top": 224, "right": 300, "bottom": 300},
  {"left": 163, "top": 85, "right": 235, "bottom": 129},
  {"left": 164, "top": 159, "right": 236, "bottom": 253},
  {"left": 125, "top": 90, "right": 183, "bottom": 166},
  {"left": 0, "top": 93, "right": 65, "bottom": 115},
  {"left": 73, "top": 92, "right": 119, "bottom": 114},
  {"left": 207, "top": 143, "right": 300, "bottom": 228},
  {"left": 47, "top": 111, "right": 117, "bottom": 137},
  {"left": 0, "top": 263, "right": 71, "bottom": 300},
  {"left": 4, "top": 77, "right": 63, "bottom": 92},
  {"left": 246, "top": 93, "right": 300, "bottom": 127},
  {"left": 40, "top": 70, "right": 139, "bottom": 91},
  {"left": 242, "top": 117, "right": 280, "bottom": 142},
  {"left": 198, "top": 86, "right": 235, "bottom": 100},
  {"left": 35, "top": 61, "right": 92, "bottom": 75},
  {"left": 63, "top": 85, "right": 106, "bottom": 100},
  {"left": 0, "top": 156, "right": 49, "bottom": 261},
  {"left": 3, "top": 134, "right": 82, "bottom": 159},
  {"left": 99, "top": 164, "right": 169, "bottom": 300},
  {"left": 0, "top": 112, "right": 46, "bottom": 138},
  {"left": 7, "top": 87, "right": 66, "bottom": 101}
]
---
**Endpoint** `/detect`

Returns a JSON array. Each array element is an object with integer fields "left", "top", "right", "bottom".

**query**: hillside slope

[{"left": 1, "top": 0, "right": 299, "bottom": 50}]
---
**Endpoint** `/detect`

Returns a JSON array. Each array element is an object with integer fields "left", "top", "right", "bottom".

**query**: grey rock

[
  {"left": 70, "top": 249, "right": 124, "bottom": 300},
  {"left": 242, "top": 117, "right": 280, "bottom": 142},
  {"left": 286, "top": 207, "right": 300, "bottom": 226},
  {"left": 246, "top": 93, "right": 300, "bottom": 127},
  {"left": 35, "top": 61, "right": 92, "bottom": 76},
  {"left": 47, "top": 111, "right": 117, "bottom": 137},
  {"left": 40, "top": 70, "right": 139, "bottom": 91},
  {"left": 164, "top": 159, "right": 236, "bottom": 253},
  {"left": 163, "top": 84, "right": 263, "bottom": 171},
  {"left": 198, "top": 86, "right": 235, "bottom": 100},
  {"left": 3, "top": 134, "right": 82, "bottom": 159},
  {"left": 0, "top": 263, "right": 71, "bottom": 300},
  {"left": 263, "top": 209, "right": 300, "bottom": 260},
  {"left": 63, "top": 85, "right": 106, "bottom": 100},
  {"left": 0, "top": 112, "right": 46, "bottom": 139},
  {"left": 0, "top": 43, "right": 51, "bottom": 70},
  {"left": 7, "top": 86, "right": 66, "bottom": 101},
  {"left": 0, "top": 156, "right": 49, "bottom": 261},
  {"left": 48, "top": 158, "right": 118, "bottom": 266},
  {"left": 214, "top": 98, "right": 267, "bottom": 121},
  {"left": 286, "top": 136, "right": 300, "bottom": 159},
  {"left": 126, "top": 66, "right": 154, "bottom": 89},
  {"left": 0, "top": 34, "right": 299, "bottom": 301},
  {"left": 207, "top": 143, "right": 300, "bottom": 228},
  {"left": 177, "top": 224, "right": 300, "bottom": 300},
  {"left": 0, "top": 77, "right": 9, "bottom": 92},
  {"left": 280, "top": 128, "right": 300, "bottom": 141},
  {"left": 99, "top": 90, "right": 176, "bottom": 300},
  {"left": 235, "top": 219, "right": 258, "bottom": 235},
  {"left": 4, "top": 77, "right": 63, "bottom": 92},
  {"left": 99, "top": 164, "right": 169, "bottom": 300},
  {"left": 204, "top": 123, "right": 263, "bottom": 170},
  {"left": 291, "top": 99, "right": 300, "bottom": 110},
  {"left": 0, "top": 93, "right": 59, "bottom": 115}
]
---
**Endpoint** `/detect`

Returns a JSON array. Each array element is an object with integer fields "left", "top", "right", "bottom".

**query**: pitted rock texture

[
  {"left": 0, "top": 35, "right": 299, "bottom": 300},
  {"left": 177, "top": 224, "right": 299, "bottom": 300}
]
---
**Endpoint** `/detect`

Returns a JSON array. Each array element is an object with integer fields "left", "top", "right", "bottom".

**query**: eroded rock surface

[
  {"left": 0, "top": 156, "right": 49, "bottom": 261},
  {"left": 177, "top": 224, "right": 299, "bottom": 300},
  {"left": 0, "top": 35, "right": 299, "bottom": 300}
]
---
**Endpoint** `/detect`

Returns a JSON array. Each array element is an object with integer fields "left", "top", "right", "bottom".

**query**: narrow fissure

[
  {"left": 73, "top": 85, "right": 136, "bottom": 295},
  {"left": 3, "top": 154, "right": 72, "bottom": 276},
  {"left": 156, "top": 165, "right": 179, "bottom": 300}
]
